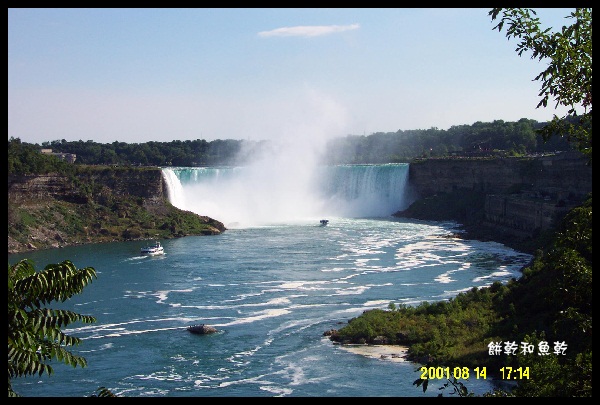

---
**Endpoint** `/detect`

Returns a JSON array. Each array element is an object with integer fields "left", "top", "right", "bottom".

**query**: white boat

[{"left": 140, "top": 241, "right": 164, "bottom": 256}]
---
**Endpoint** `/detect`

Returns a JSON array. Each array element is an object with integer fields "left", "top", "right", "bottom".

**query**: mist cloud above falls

[{"left": 184, "top": 87, "right": 351, "bottom": 227}]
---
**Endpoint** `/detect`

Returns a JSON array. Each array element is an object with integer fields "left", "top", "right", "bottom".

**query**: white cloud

[{"left": 258, "top": 23, "right": 360, "bottom": 38}]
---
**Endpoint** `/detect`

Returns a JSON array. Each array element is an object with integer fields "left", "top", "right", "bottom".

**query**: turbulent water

[{"left": 9, "top": 164, "right": 532, "bottom": 397}]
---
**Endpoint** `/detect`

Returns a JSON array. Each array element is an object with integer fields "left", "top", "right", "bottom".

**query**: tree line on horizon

[{"left": 7, "top": 117, "right": 578, "bottom": 175}]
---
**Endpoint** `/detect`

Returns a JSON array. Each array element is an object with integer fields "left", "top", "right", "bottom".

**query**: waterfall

[
  {"left": 162, "top": 164, "right": 413, "bottom": 228},
  {"left": 316, "top": 164, "right": 413, "bottom": 218}
]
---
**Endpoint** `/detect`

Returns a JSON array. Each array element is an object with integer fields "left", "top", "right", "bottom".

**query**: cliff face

[
  {"left": 8, "top": 167, "right": 225, "bottom": 254},
  {"left": 8, "top": 173, "right": 82, "bottom": 203},
  {"left": 8, "top": 168, "right": 166, "bottom": 204},
  {"left": 399, "top": 152, "right": 592, "bottom": 250},
  {"left": 408, "top": 152, "right": 591, "bottom": 201}
]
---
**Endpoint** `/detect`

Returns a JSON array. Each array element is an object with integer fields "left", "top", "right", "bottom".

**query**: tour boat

[{"left": 140, "top": 241, "right": 164, "bottom": 256}]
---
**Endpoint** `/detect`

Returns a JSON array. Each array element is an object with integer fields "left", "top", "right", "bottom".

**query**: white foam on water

[{"left": 214, "top": 308, "right": 291, "bottom": 327}]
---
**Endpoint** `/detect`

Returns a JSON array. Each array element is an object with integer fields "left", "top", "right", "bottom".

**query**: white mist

[
  {"left": 164, "top": 87, "right": 352, "bottom": 228},
  {"left": 162, "top": 88, "right": 413, "bottom": 228}
]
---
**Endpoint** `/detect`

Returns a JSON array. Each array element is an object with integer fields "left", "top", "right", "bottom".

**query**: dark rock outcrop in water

[{"left": 187, "top": 324, "right": 218, "bottom": 335}]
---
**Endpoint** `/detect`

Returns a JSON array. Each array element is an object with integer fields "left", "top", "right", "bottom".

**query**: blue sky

[{"left": 8, "top": 8, "right": 577, "bottom": 145}]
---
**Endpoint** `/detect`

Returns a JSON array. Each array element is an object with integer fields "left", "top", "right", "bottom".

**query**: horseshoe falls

[{"left": 162, "top": 163, "right": 414, "bottom": 228}]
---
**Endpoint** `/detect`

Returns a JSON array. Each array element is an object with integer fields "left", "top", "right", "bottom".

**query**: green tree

[
  {"left": 8, "top": 259, "right": 97, "bottom": 397},
  {"left": 489, "top": 8, "right": 592, "bottom": 161}
]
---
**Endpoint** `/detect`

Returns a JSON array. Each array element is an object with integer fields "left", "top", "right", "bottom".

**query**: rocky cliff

[
  {"left": 396, "top": 152, "right": 592, "bottom": 252},
  {"left": 8, "top": 167, "right": 166, "bottom": 204},
  {"left": 407, "top": 151, "right": 591, "bottom": 200},
  {"left": 8, "top": 167, "right": 226, "bottom": 254}
]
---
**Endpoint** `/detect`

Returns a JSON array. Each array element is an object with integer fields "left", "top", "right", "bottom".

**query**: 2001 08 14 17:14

[{"left": 419, "top": 366, "right": 530, "bottom": 380}]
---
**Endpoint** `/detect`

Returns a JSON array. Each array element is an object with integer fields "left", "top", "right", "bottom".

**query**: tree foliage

[
  {"left": 7, "top": 137, "right": 74, "bottom": 176},
  {"left": 7, "top": 259, "right": 98, "bottom": 397},
  {"left": 489, "top": 8, "right": 592, "bottom": 161},
  {"left": 8, "top": 117, "right": 577, "bottom": 175}
]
